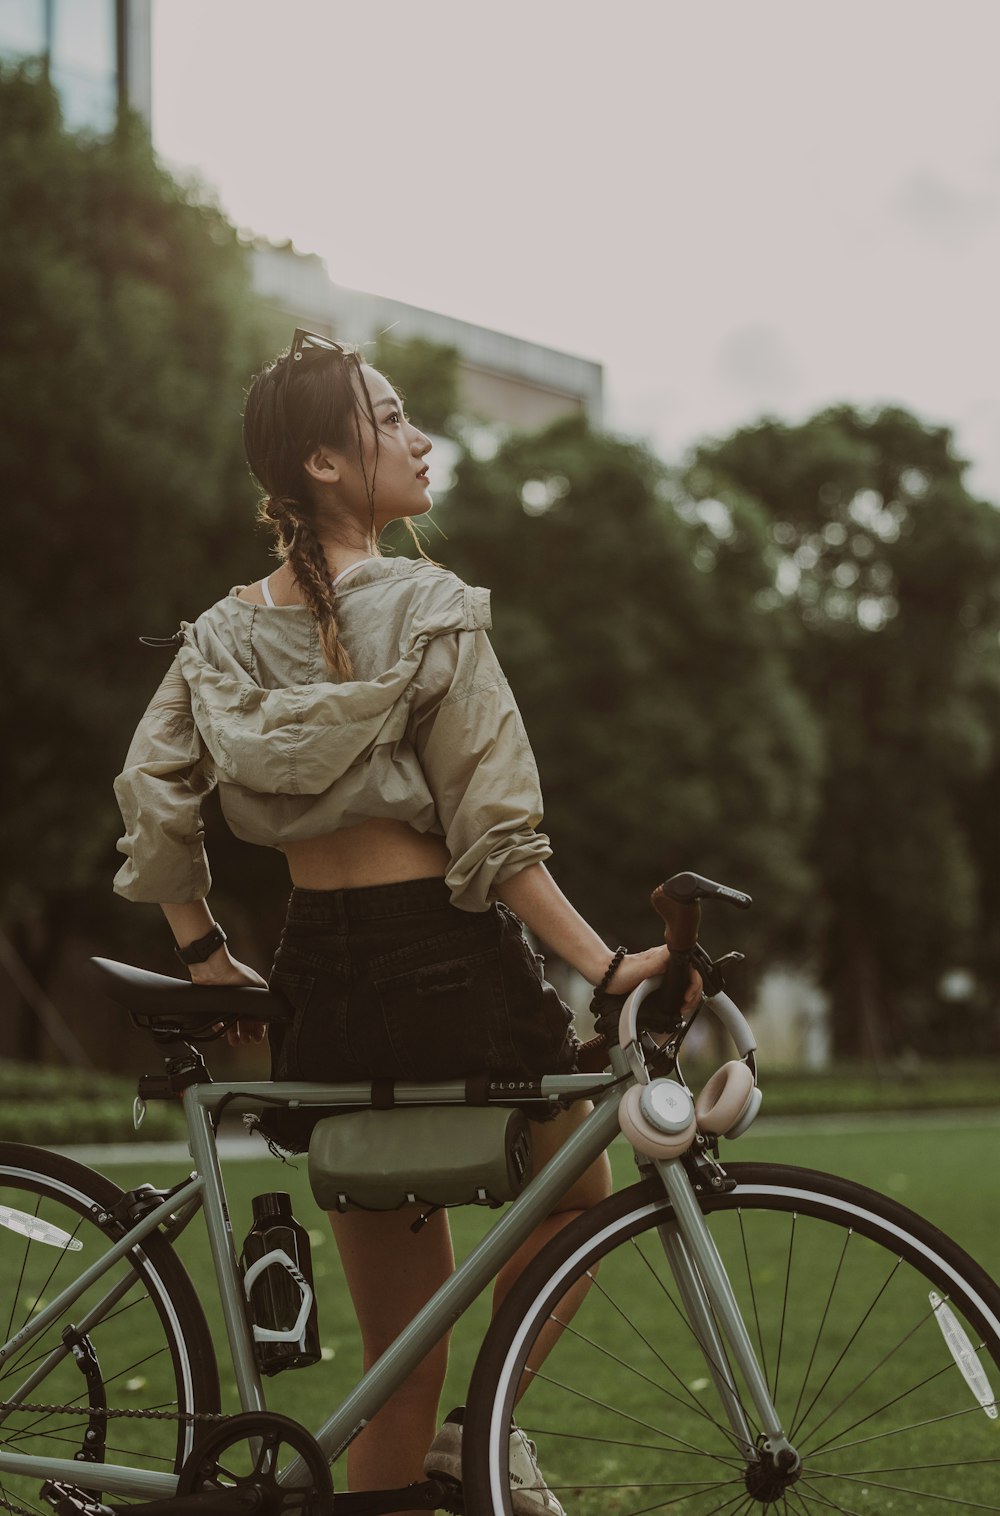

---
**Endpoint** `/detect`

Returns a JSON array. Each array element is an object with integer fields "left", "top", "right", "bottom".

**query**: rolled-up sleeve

[
  {"left": 411, "top": 629, "right": 552, "bottom": 912},
  {"left": 113, "top": 660, "right": 217, "bottom": 903}
]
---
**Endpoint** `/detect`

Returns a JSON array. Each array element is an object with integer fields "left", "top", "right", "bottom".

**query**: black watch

[{"left": 174, "top": 924, "right": 228, "bottom": 966}]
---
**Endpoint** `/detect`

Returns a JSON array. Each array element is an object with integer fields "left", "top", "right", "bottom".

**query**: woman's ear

[{"left": 303, "top": 445, "right": 342, "bottom": 485}]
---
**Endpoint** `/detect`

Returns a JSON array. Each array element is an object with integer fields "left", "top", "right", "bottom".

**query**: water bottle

[{"left": 240, "top": 1192, "right": 321, "bottom": 1375}]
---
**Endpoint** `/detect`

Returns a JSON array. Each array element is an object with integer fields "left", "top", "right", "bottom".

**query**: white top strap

[
  {"left": 260, "top": 559, "right": 368, "bottom": 606},
  {"left": 332, "top": 560, "right": 370, "bottom": 588}
]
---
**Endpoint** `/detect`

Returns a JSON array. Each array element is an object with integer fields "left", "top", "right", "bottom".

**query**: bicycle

[{"left": 0, "top": 872, "right": 998, "bottom": 1515}]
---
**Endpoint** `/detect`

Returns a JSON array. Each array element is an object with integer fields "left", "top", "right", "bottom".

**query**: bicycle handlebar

[{"left": 618, "top": 980, "right": 757, "bottom": 1062}]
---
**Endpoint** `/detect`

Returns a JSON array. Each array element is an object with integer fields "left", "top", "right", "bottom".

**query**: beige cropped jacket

[{"left": 113, "top": 558, "right": 551, "bottom": 912}]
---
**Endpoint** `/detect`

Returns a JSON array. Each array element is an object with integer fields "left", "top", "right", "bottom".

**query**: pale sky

[{"left": 153, "top": 0, "right": 1000, "bottom": 502}]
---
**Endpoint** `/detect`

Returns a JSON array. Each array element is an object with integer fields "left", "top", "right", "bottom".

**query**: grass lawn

[
  {"left": 94, "top": 1112, "right": 1000, "bottom": 1455},
  {"left": 1, "top": 1114, "right": 994, "bottom": 1511}
]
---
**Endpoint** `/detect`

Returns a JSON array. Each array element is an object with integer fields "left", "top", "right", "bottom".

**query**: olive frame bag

[{"left": 307, "top": 1105, "right": 533, "bottom": 1214}]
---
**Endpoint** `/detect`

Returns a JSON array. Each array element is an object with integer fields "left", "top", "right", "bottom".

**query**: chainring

[{"left": 176, "top": 1412, "right": 333, "bottom": 1515}]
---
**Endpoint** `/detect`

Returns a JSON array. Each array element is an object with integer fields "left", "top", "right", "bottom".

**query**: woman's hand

[
  {"left": 188, "top": 946, "right": 269, "bottom": 1046},
  {"left": 604, "top": 945, "right": 703, "bottom": 1013}
]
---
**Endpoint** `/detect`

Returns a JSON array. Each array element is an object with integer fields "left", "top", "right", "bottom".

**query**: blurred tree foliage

[
  {"left": 438, "top": 416, "right": 823, "bottom": 963},
  {"left": 0, "top": 65, "right": 282, "bottom": 1045},
  {"left": 689, "top": 407, "right": 1000, "bottom": 1057},
  {"left": 372, "top": 333, "right": 461, "bottom": 439},
  {"left": 4, "top": 64, "right": 999, "bottom": 1070}
]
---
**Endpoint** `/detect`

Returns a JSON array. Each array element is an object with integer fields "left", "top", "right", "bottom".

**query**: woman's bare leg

[
  {"left": 492, "top": 1100, "right": 613, "bottom": 1398},
  {"left": 328, "top": 1204, "right": 454, "bottom": 1514}
]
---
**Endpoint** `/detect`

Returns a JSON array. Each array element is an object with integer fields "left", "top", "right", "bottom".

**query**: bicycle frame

[{"left": 0, "top": 997, "right": 795, "bottom": 1501}]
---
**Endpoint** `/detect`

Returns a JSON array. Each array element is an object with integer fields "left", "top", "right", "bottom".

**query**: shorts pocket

[
  {"left": 260, "top": 969, "right": 318, "bottom": 1154},
  {"left": 366, "top": 916, "right": 500, "bottom": 974},
  {"left": 498, "top": 923, "right": 578, "bottom": 1075},
  {"left": 265, "top": 969, "right": 316, "bottom": 1081},
  {"left": 372, "top": 945, "right": 512, "bottom": 1078}
]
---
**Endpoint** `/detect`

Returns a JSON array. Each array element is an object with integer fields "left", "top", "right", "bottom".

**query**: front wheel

[{"left": 464, "top": 1163, "right": 1000, "bottom": 1514}]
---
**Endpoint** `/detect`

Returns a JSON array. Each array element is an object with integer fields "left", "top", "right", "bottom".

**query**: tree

[
  {"left": 689, "top": 406, "right": 1000, "bottom": 1057},
  {"left": 438, "top": 414, "right": 822, "bottom": 968},
  {"left": 372, "top": 333, "right": 461, "bottom": 439},
  {"left": 0, "top": 65, "right": 276, "bottom": 1055}
]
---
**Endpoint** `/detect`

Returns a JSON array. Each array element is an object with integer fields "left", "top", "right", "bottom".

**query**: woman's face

[{"left": 316, "top": 364, "right": 433, "bottom": 531}]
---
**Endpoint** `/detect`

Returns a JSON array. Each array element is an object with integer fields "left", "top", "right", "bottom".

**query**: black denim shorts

[{"left": 262, "top": 877, "right": 579, "bottom": 1151}]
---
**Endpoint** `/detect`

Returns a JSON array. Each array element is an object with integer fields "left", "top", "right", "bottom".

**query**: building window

[
  {"left": 0, "top": 0, "right": 47, "bottom": 60},
  {"left": 0, "top": 0, "right": 119, "bottom": 132},
  {"left": 50, "top": 0, "right": 117, "bottom": 131}
]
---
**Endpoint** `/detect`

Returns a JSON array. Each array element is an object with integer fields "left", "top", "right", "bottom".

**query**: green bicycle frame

[{"left": 0, "top": 1009, "right": 794, "bottom": 1500}]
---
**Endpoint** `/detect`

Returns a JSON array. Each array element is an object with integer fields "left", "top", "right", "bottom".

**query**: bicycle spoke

[
  {"left": 737, "top": 1209, "right": 770, "bottom": 1392},
  {"left": 772, "top": 1210, "right": 797, "bottom": 1408},
  {"left": 526, "top": 1369, "right": 739, "bottom": 1468},
  {"left": 0, "top": 1477, "right": 46, "bottom": 1516},
  {"left": 522, "top": 1424, "right": 738, "bottom": 1460},
  {"left": 789, "top": 1253, "right": 903, "bottom": 1443},
  {"left": 8, "top": 1343, "right": 172, "bottom": 1446},
  {"left": 545, "top": 1309, "right": 744, "bottom": 1462},
  {"left": 629, "top": 1235, "right": 761, "bottom": 1445},
  {"left": 806, "top": 1467, "right": 1000, "bottom": 1510},
  {"left": 788, "top": 1228, "right": 852, "bottom": 1436},
  {"left": 811, "top": 1400, "right": 998, "bottom": 1460},
  {"left": 18, "top": 1214, "right": 87, "bottom": 1330},
  {"left": 0, "top": 1285, "right": 152, "bottom": 1388},
  {"left": 586, "top": 1252, "right": 750, "bottom": 1455},
  {"left": 804, "top": 1353, "right": 970, "bottom": 1459},
  {"left": 793, "top": 1477, "right": 868, "bottom": 1515},
  {"left": 815, "top": 1457, "right": 1000, "bottom": 1477},
  {"left": 548, "top": 1479, "right": 736, "bottom": 1492},
  {"left": 668, "top": 1485, "right": 752, "bottom": 1516},
  {"left": 2, "top": 1193, "right": 42, "bottom": 1350}
]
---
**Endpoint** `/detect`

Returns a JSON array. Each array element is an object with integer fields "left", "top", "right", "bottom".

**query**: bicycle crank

[{"left": 172, "top": 1411, "right": 333, "bottom": 1515}]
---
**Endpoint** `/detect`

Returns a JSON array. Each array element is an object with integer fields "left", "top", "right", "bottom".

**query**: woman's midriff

[{"left": 280, "top": 818, "right": 451, "bottom": 890}]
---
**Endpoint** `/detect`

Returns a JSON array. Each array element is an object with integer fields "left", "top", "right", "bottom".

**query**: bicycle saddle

[{"left": 90, "top": 956, "right": 284, "bottom": 1027}]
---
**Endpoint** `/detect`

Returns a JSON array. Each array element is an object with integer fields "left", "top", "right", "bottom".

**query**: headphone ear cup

[
  {"left": 619, "top": 1083, "right": 697, "bottom": 1160},
  {"left": 724, "top": 1086, "right": 762, "bottom": 1139},
  {"left": 695, "top": 1061, "right": 756, "bottom": 1137}
]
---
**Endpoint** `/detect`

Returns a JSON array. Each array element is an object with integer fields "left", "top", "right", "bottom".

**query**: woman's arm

[
  {"left": 159, "top": 901, "right": 268, "bottom": 1043},
  {"left": 495, "top": 862, "right": 700, "bottom": 1006}
]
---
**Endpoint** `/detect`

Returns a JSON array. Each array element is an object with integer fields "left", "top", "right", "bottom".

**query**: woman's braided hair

[{"left": 242, "top": 340, "right": 384, "bottom": 681}]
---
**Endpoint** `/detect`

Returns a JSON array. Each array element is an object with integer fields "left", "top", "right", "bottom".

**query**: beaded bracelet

[{"left": 595, "top": 945, "right": 627, "bottom": 996}]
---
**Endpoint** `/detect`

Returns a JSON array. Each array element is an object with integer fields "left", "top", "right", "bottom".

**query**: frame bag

[{"left": 308, "top": 1105, "right": 533, "bottom": 1213}]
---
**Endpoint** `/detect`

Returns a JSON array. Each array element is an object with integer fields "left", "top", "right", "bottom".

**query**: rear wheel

[
  {"left": 0, "top": 1143, "right": 219, "bottom": 1513},
  {"left": 465, "top": 1163, "right": 1000, "bottom": 1514}
]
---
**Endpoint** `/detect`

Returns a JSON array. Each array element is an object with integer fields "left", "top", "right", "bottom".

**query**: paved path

[{"left": 51, "top": 1106, "right": 1000, "bottom": 1168}]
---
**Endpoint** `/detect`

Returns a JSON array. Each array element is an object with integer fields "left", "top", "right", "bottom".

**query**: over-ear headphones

[
  {"left": 619, "top": 1062, "right": 760, "bottom": 1160},
  {"left": 616, "top": 976, "right": 761, "bottom": 1161}
]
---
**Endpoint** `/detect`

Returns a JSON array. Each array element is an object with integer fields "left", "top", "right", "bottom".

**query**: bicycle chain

[
  {"left": 0, "top": 1400, "right": 231, "bottom": 1516},
  {"left": 0, "top": 1400, "right": 229, "bottom": 1424}
]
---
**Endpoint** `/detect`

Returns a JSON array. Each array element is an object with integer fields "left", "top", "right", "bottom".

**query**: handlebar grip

[{"left": 650, "top": 885, "right": 701, "bottom": 952}]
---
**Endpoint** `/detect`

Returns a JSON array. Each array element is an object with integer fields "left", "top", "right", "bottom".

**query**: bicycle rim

[
  {"left": 464, "top": 1162, "right": 1000, "bottom": 1515},
  {"left": 0, "top": 1144, "right": 219, "bottom": 1513}
]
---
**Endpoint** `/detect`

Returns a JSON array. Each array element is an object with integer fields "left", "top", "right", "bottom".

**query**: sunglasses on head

[{"left": 289, "top": 328, "right": 358, "bottom": 364}]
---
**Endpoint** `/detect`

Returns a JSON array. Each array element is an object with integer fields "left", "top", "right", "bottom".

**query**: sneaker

[
  {"left": 424, "top": 1407, "right": 566, "bottom": 1516},
  {"left": 507, "top": 1424, "right": 566, "bottom": 1516}
]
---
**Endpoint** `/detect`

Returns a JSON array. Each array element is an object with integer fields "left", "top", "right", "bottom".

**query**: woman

[{"left": 113, "top": 330, "right": 698, "bottom": 1515}]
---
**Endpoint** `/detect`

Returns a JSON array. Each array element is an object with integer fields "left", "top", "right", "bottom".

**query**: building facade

[
  {"left": 0, "top": 0, "right": 151, "bottom": 132},
  {"left": 252, "top": 242, "right": 604, "bottom": 439}
]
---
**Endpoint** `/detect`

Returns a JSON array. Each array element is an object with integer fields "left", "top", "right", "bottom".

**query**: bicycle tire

[
  {"left": 464, "top": 1162, "right": 1000, "bottom": 1515},
  {"left": 0, "top": 1143, "right": 220, "bottom": 1514}
]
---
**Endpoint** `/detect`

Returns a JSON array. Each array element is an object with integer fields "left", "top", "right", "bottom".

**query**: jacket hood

[{"left": 174, "top": 558, "right": 491, "bottom": 797}]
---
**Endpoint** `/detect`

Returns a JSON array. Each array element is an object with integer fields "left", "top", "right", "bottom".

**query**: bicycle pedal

[
  {"left": 40, "top": 1483, "right": 114, "bottom": 1516},
  {"left": 427, "top": 1476, "right": 464, "bottom": 1514}
]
